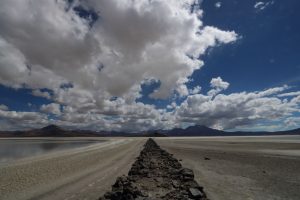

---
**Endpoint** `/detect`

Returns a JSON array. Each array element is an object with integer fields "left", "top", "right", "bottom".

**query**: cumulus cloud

[
  {"left": 32, "top": 89, "right": 52, "bottom": 99},
  {"left": 0, "top": 0, "right": 240, "bottom": 131},
  {"left": 167, "top": 102, "right": 177, "bottom": 110},
  {"left": 0, "top": 104, "right": 9, "bottom": 111},
  {"left": 40, "top": 103, "right": 61, "bottom": 115},
  {"left": 2, "top": 1, "right": 298, "bottom": 132},
  {"left": 284, "top": 117, "right": 300, "bottom": 128},
  {"left": 176, "top": 85, "right": 299, "bottom": 130},
  {"left": 0, "top": 37, "right": 29, "bottom": 88},
  {"left": 0, "top": 0, "right": 237, "bottom": 98},
  {"left": 0, "top": 109, "right": 48, "bottom": 130},
  {"left": 207, "top": 77, "right": 230, "bottom": 96},
  {"left": 189, "top": 86, "right": 202, "bottom": 95},
  {"left": 210, "top": 77, "right": 230, "bottom": 89},
  {"left": 291, "top": 95, "right": 300, "bottom": 104}
]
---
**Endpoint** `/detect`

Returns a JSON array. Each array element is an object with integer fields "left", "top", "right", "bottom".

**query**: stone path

[{"left": 99, "top": 138, "right": 208, "bottom": 200}]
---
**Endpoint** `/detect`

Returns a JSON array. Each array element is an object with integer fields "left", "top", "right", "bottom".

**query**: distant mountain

[
  {"left": 162, "top": 125, "right": 225, "bottom": 136},
  {"left": 158, "top": 125, "right": 300, "bottom": 137},
  {"left": 270, "top": 128, "right": 300, "bottom": 136},
  {"left": 0, "top": 124, "right": 299, "bottom": 137},
  {"left": 0, "top": 125, "right": 146, "bottom": 137},
  {"left": 142, "top": 132, "right": 168, "bottom": 137},
  {"left": 0, "top": 125, "right": 100, "bottom": 137},
  {"left": 41, "top": 124, "right": 64, "bottom": 132}
]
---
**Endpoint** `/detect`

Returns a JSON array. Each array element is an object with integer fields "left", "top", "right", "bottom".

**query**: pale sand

[
  {"left": 0, "top": 138, "right": 146, "bottom": 200},
  {"left": 156, "top": 136, "right": 300, "bottom": 200},
  {"left": 1, "top": 136, "right": 300, "bottom": 200}
]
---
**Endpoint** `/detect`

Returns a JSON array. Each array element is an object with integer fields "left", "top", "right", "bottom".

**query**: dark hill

[
  {"left": 164, "top": 125, "right": 225, "bottom": 136},
  {"left": 159, "top": 125, "right": 300, "bottom": 136},
  {"left": 0, "top": 125, "right": 99, "bottom": 137},
  {"left": 41, "top": 124, "right": 63, "bottom": 132}
]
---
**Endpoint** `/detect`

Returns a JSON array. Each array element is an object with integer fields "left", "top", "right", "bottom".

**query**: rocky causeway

[{"left": 100, "top": 138, "right": 208, "bottom": 200}]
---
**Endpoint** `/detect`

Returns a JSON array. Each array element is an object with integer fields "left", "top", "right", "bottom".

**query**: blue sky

[
  {"left": 140, "top": 0, "right": 300, "bottom": 114},
  {"left": 0, "top": 0, "right": 300, "bottom": 132},
  {"left": 199, "top": 0, "right": 300, "bottom": 92}
]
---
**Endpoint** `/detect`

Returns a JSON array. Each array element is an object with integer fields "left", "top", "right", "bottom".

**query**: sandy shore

[
  {"left": 157, "top": 136, "right": 300, "bottom": 200},
  {"left": 1, "top": 136, "right": 300, "bottom": 200},
  {"left": 0, "top": 138, "right": 146, "bottom": 200}
]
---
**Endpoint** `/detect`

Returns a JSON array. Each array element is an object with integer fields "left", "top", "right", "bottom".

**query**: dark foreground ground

[{"left": 100, "top": 138, "right": 207, "bottom": 200}]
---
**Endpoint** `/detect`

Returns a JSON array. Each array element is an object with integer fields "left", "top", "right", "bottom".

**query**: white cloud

[
  {"left": 207, "top": 77, "right": 230, "bottom": 96},
  {"left": 278, "top": 91, "right": 300, "bottom": 97},
  {"left": 0, "top": 0, "right": 237, "bottom": 99},
  {"left": 176, "top": 84, "right": 190, "bottom": 97},
  {"left": 0, "top": 0, "right": 240, "bottom": 131},
  {"left": 210, "top": 77, "right": 230, "bottom": 89},
  {"left": 215, "top": 2, "right": 222, "bottom": 8},
  {"left": 0, "top": 104, "right": 9, "bottom": 111},
  {"left": 254, "top": 2, "right": 264, "bottom": 9},
  {"left": 0, "top": 109, "right": 48, "bottom": 130},
  {"left": 291, "top": 95, "right": 300, "bottom": 104},
  {"left": 0, "top": 37, "right": 29, "bottom": 88},
  {"left": 32, "top": 89, "right": 52, "bottom": 99},
  {"left": 167, "top": 102, "right": 177, "bottom": 110},
  {"left": 176, "top": 84, "right": 299, "bottom": 130},
  {"left": 189, "top": 86, "right": 202, "bottom": 95},
  {"left": 40, "top": 103, "right": 61, "bottom": 115},
  {"left": 254, "top": 1, "right": 274, "bottom": 11},
  {"left": 2, "top": 1, "right": 298, "bottom": 132},
  {"left": 284, "top": 117, "right": 300, "bottom": 128},
  {"left": 0, "top": 0, "right": 299, "bottom": 133}
]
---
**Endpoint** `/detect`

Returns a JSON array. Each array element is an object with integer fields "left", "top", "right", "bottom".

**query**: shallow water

[{"left": 0, "top": 139, "right": 102, "bottom": 164}]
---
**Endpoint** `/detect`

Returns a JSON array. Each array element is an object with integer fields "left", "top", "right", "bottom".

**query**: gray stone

[
  {"left": 180, "top": 168, "right": 194, "bottom": 180},
  {"left": 189, "top": 187, "right": 203, "bottom": 198}
]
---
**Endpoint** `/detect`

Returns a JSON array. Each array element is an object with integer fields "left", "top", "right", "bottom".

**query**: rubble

[{"left": 99, "top": 138, "right": 208, "bottom": 200}]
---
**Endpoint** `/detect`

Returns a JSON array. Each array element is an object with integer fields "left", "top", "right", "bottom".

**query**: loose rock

[{"left": 99, "top": 138, "right": 208, "bottom": 200}]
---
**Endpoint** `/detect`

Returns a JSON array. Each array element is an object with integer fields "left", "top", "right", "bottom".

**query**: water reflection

[{"left": 0, "top": 139, "right": 102, "bottom": 164}]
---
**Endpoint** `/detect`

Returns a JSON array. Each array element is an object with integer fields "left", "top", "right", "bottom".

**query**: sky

[{"left": 0, "top": 0, "right": 300, "bottom": 132}]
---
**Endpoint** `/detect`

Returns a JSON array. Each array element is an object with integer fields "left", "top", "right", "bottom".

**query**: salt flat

[
  {"left": 0, "top": 138, "right": 146, "bottom": 200},
  {"left": 1, "top": 136, "right": 299, "bottom": 200},
  {"left": 157, "top": 136, "right": 300, "bottom": 200}
]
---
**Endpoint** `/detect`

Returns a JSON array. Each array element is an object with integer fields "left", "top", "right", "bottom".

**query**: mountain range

[
  {"left": 0, "top": 124, "right": 299, "bottom": 137},
  {"left": 0, "top": 125, "right": 99, "bottom": 137},
  {"left": 154, "top": 125, "right": 300, "bottom": 136}
]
